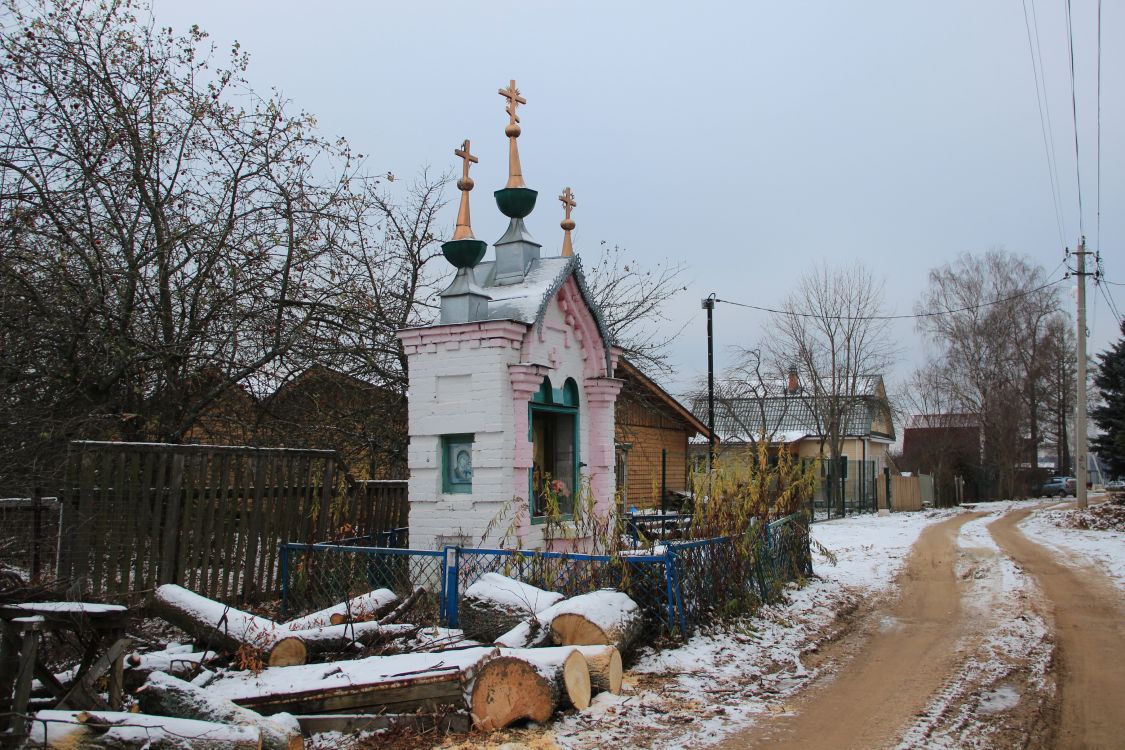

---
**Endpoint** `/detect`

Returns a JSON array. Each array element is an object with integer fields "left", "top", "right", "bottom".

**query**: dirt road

[
  {"left": 990, "top": 509, "right": 1125, "bottom": 749},
  {"left": 718, "top": 512, "right": 982, "bottom": 750}
]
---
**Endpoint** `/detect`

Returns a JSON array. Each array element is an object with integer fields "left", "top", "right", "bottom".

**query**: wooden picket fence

[{"left": 57, "top": 441, "right": 408, "bottom": 603}]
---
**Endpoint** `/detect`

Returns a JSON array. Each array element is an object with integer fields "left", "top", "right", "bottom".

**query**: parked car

[
  {"left": 1034, "top": 476, "right": 1077, "bottom": 497},
  {"left": 1106, "top": 478, "right": 1125, "bottom": 493}
]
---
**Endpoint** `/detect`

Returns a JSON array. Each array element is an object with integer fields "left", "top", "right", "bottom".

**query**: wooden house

[{"left": 613, "top": 359, "right": 709, "bottom": 511}]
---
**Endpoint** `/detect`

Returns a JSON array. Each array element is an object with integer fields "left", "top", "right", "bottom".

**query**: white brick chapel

[{"left": 397, "top": 82, "right": 622, "bottom": 551}]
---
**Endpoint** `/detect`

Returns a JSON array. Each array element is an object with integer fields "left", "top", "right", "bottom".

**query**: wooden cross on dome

[
  {"left": 499, "top": 80, "right": 526, "bottom": 124},
  {"left": 452, "top": 139, "right": 478, "bottom": 240},
  {"left": 559, "top": 187, "right": 577, "bottom": 257},
  {"left": 454, "top": 139, "right": 478, "bottom": 183}
]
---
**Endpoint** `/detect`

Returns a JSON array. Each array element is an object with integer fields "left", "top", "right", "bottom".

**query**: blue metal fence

[{"left": 279, "top": 513, "right": 810, "bottom": 637}]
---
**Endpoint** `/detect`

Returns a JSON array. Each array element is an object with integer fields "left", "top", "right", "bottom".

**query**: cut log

[
  {"left": 266, "top": 622, "right": 416, "bottom": 667},
  {"left": 283, "top": 589, "right": 398, "bottom": 630},
  {"left": 137, "top": 672, "right": 303, "bottom": 750},
  {"left": 26, "top": 710, "right": 262, "bottom": 749},
  {"left": 547, "top": 590, "right": 645, "bottom": 654},
  {"left": 469, "top": 648, "right": 590, "bottom": 730},
  {"left": 151, "top": 584, "right": 280, "bottom": 655},
  {"left": 570, "top": 645, "right": 623, "bottom": 695},
  {"left": 206, "top": 648, "right": 497, "bottom": 716},
  {"left": 460, "top": 573, "right": 563, "bottom": 642}
]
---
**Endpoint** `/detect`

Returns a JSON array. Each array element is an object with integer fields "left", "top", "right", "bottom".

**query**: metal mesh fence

[
  {"left": 278, "top": 513, "right": 811, "bottom": 637},
  {"left": 280, "top": 543, "right": 445, "bottom": 627}
]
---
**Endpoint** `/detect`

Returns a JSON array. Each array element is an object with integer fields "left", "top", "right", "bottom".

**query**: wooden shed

[{"left": 613, "top": 359, "right": 708, "bottom": 511}]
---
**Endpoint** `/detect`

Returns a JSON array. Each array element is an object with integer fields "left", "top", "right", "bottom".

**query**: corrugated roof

[{"left": 691, "top": 393, "right": 878, "bottom": 443}]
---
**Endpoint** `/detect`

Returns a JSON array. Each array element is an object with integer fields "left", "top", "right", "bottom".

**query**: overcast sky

[{"left": 152, "top": 0, "right": 1122, "bottom": 398}]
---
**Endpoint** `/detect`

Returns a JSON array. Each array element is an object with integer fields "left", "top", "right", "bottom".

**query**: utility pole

[
  {"left": 1076, "top": 238, "right": 1089, "bottom": 509},
  {"left": 702, "top": 294, "right": 716, "bottom": 474}
]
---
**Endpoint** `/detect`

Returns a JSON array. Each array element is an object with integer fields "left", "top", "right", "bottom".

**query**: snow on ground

[
  {"left": 1020, "top": 496, "right": 1125, "bottom": 591},
  {"left": 809, "top": 508, "right": 962, "bottom": 590},
  {"left": 895, "top": 512, "right": 1054, "bottom": 750},
  {"left": 536, "top": 509, "right": 962, "bottom": 750}
]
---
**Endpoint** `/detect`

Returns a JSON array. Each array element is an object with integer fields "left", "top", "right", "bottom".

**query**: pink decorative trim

[{"left": 397, "top": 320, "right": 528, "bottom": 350}]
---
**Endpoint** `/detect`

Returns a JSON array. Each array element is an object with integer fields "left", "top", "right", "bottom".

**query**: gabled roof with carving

[{"left": 471, "top": 254, "right": 614, "bottom": 354}]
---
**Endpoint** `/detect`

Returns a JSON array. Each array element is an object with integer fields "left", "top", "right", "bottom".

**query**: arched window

[{"left": 530, "top": 376, "right": 579, "bottom": 519}]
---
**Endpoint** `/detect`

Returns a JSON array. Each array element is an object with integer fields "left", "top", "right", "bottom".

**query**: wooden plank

[
  {"left": 231, "top": 672, "right": 465, "bottom": 716},
  {"left": 88, "top": 450, "right": 116, "bottom": 598},
  {"left": 11, "top": 622, "right": 41, "bottom": 738},
  {"left": 145, "top": 452, "right": 170, "bottom": 595},
  {"left": 262, "top": 452, "right": 288, "bottom": 597},
  {"left": 294, "top": 712, "right": 470, "bottom": 735},
  {"left": 175, "top": 452, "right": 201, "bottom": 590},
  {"left": 259, "top": 452, "right": 281, "bottom": 597},
  {"left": 57, "top": 637, "right": 131, "bottom": 710},
  {"left": 301, "top": 456, "right": 319, "bottom": 545},
  {"left": 218, "top": 454, "right": 242, "bottom": 601},
  {"left": 229, "top": 454, "right": 253, "bottom": 602},
  {"left": 57, "top": 449, "right": 82, "bottom": 583},
  {"left": 196, "top": 452, "right": 223, "bottom": 599},
  {"left": 241, "top": 453, "right": 267, "bottom": 602},
  {"left": 0, "top": 624, "right": 21, "bottom": 731},
  {"left": 209, "top": 452, "right": 233, "bottom": 599},
  {"left": 158, "top": 453, "right": 186, "bottom": 586},
  {"left": 182, "top": 449, "right": 207, "bottom": 593},
  {"left": 68, "top": 441, "right": 337, "bottom": 457},
  {"left": 315, "top": 458, "right": 336, "bottom": 543},
  {"left": 133, "top": 450, "right": 157, "bottom": 596},
  {"left": 296, "top": 454, "right": 315, "bottom": 544},
  {"left": 112, "top": 450, "right": 135, "bottom": 597}
]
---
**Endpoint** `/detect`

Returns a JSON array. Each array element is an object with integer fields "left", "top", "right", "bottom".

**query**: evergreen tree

[{"left": 1091, "top": 321, "right": 1125, "bottom": 478}]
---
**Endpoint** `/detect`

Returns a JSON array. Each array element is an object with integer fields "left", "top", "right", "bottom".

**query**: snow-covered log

[
  {"left": 570, "top": 645, "right": 623, "bottom": 695},
  {"left": 206, "top": 648, "right": 498, "bottom": 716},
  {"left": 26, "top": 710, "right": 262, "bottom": 749},
  {"left": 151, "top": 584, "right": 280, "bottom": 655},
  {"left": 547, "top": 590, "right": 644, "bottom": 654},
  {"left": 460, "top": 573, "right": 563, "bottom": 642},
  {"left": 267, "top": 622, "right": 416, "bottom": 666},
  {"left": 468, "top": 648, "right": 590, "bottom": 730},
  {"left": 283, "top": 589, "right": 398, "bottom": 630},
  {"left": 137, "top": 672, "right": 303, "bottom": 750}
]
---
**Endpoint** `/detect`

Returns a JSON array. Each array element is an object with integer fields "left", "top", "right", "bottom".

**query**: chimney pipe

[{"left": 788, "top": 366, "right": 799, "bottom": 395}]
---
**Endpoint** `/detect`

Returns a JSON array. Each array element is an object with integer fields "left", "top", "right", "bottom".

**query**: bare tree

[
  {"left": 0, "top": 0, "right": 442, "bottom": 492},
  {"left": 763, "top": 262, "right": 897, "bottom": 511},
  {"left": 914, "top": 250, "right": 1064, "bottom": 498},
  {"left": 583, "top": 242, "right": 687, "bottom": 377}
]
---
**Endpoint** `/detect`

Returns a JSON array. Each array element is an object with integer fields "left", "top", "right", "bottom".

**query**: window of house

[
  {"left": 441, "top": 434, "right": 474, "bottom": 494},
  {"left": 530, "top": 377, "right": 579, "bottom": 520}
]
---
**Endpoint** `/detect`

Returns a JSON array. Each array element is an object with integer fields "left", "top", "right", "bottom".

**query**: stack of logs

[{"left": 24, "top": 575, "right": 646, "bottom": 746}]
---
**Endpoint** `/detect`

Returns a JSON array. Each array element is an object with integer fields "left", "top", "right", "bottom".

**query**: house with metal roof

[{"left": 690, "top": 370, "right": 897, "bottom": 505}]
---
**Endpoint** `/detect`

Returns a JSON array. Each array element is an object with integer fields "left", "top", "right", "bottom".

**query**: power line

[
  {"left": 1022, "top": 0, "right": 1067, "bottom": 248},
  {"left": 1097, "top": 280, "right": 1123, "bottom": 323},
  {"left": 1096, "top": 0, "right": 1102, "bottom": 252},
  {"left": 714, "top": 277, "right": 1067, "bottom": 322},
  {"left": 1065, "top": 0, "right": 1084, "bottom": 236}
]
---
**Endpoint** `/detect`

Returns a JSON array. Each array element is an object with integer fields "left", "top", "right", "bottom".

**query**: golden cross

[
  {"left": 559, "top": 187, "right": 576, "bottom": 220},
  {"left": 499, "top": 79, "right": 526, "bottom": 125},
  {"left": 454, "top": 139, "right": 478, "bottom": 183}
]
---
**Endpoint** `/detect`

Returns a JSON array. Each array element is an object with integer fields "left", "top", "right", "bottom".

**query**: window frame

[{"left": 528, "top": 377, "right": 580, "bottom": 523}]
